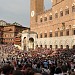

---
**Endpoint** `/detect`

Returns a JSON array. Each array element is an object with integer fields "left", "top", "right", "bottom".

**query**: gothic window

[
  {"left": 40, "top": 33, "right": 42, "bottom": 38},
  {"left": 60, "top": 31, "right": 63, "bottom": 36},
  {"left": 65, "top": 8, "right": 69, "bottom": 15},
  {"left": 73, "top": 30, "right": 75, "bottom": 35},
  {"left": 40, "top": 18, "right": 43, "bottom": 22},
  {"left": 55, "top": 13, "right": 58, "bottom": 18},
  {"left": 60, "top": 11, "right": 63, "bottom": 17},
  {"left": 55, "top": 32, "right": 58, "bottom": 37},
  {"left": 44, "top": 33, "right": 47, "bottom": 38},
  {"left": 49, "top": 32, "right": 52, "bottom": 37},
  {"left": 49, "top": 15, "right": 52, "bottom": 20},
  {"left": 66, "top": 30, "right": 69, "bottom": 36},
  {"left": 44, "top": 17, "right": 47, "bottom": 21},
  {"left": 72, "top": 5, "right": 75, "bottom": 12}
]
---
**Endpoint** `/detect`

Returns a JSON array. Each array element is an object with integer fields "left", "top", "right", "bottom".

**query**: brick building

[
  {"left": 21, "top": 0, "right": 75, "bottom": 50},
  {"left": 0, "top": 20, "right": 29, "bottom": 45}
]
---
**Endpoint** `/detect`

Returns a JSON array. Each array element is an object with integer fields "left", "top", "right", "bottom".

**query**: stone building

[{"left": 21, "top": 0, "right": 75, "bottom": 50}]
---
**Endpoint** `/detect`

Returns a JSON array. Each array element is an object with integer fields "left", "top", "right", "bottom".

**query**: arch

[
  {"left": 60, "top": 45, "right": 63, "bottom": 49},
  {"left": 73, "top": 45, "right": 75, "bottom": 49},
  {"left": 50, "top": 45, "right": 52, "bottom": 49},
  {"left": 29, "top": 37, "right": 34, "bottom": 49},
  {"left": 50, "top": 30, "right": 52, "bottom": 32},
  {"left": 45, "top": 31, "right": 47, "bottom": 33},
  {"left": 40, "top": 45, "right": 42, "bottom": 48},
  {"left": 45, "top": 45, "right": 47, "bottom": 48},
  {"left": 60, "top": 8, "right": 63, "bottom": 11},
  {"left": 66, "top": 26, "right": 69, "bottom": 29},
  {"left": 49, "top": 13, "right": 52, "bottom": 15},
  {"left": 72, "top": 3, "right": 75, "bottom": 6},
  {"left": 55, "top": 45, "right": 58, "bottom": 49},
  {"left": 66, "top": 45, "right": 69, "bottom": 50}
]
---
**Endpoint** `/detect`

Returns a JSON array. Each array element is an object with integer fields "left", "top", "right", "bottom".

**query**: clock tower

[{"left": 30, "top": 0, "right": 44, "bottom": 30}]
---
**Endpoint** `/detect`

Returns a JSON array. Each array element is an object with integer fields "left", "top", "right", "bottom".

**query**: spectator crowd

[{"left": 0, "top": 45, "right": 75, "bottom": 75}]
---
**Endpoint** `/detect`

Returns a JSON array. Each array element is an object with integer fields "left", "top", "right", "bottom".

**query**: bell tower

[{"left": 30, "top": 0, "right": 44, "bottom": 30}]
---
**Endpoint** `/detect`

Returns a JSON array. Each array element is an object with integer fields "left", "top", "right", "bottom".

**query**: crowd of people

[{"left": 0, "top": 45, "right": 75, "bottom": 75}]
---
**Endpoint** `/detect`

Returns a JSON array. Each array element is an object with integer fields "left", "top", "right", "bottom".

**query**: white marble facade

[{"left": 21, "top": 30, "right": 75, "bottom": 50}]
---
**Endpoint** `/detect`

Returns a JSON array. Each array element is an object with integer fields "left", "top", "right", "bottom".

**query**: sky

[{"left": 0, "top": 0, "right": 52, "bottom": 27}]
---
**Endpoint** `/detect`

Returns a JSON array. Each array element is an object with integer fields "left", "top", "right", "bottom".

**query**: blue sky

[{"left": 0, "top": 0, "right": 52, "bottom": 27}]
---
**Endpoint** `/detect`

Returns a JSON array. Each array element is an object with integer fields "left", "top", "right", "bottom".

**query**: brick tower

[{"left": 30, "top": 0, "right": 44, "bottom": 30}]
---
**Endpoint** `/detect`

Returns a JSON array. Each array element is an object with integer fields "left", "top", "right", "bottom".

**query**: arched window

[
  {"left": 66, "top": 29, "right": 69, "bottom": 36},
  {"left": 73, "top": 30, "right": 75, "bottom": 35},
  {"left": 49, "top": 15, "right": 52, "bottom": 20},
  {"left": 40, "top": 33, "right": 42, "bottom": 38},
  {"left": 55, "top": 31, "right": 58, "bottom": 37},
  {"left": 72, "top": 5, "right": 75, "bottom": 12},
  {"left": 44, "top": 33, "right": 47, "bottom": 38},
  {"left": 60, "top": 31, "right": 63, "bottom": 36},
  {"left": 49, "top": 32, "right": 52, "bottom": 37},
  {"left": 60, "top": 11, "right": 63, "bottom": 17},
  {"left": 44, "top": 17, "right": 47, "bottom": 21},
  {"left": 40, "top": 18, "right": 43, "bottom": 22},
  {"left": 65, "top": 8, "right": 69, "bottom": 15},
  {"left": 55, "top": 13, "right": 58, "bottom": 18}
]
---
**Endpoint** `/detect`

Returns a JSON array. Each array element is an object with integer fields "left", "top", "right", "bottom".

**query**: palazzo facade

[{"left": 21, "top": 0, "right": 75, "bottom": 50}]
